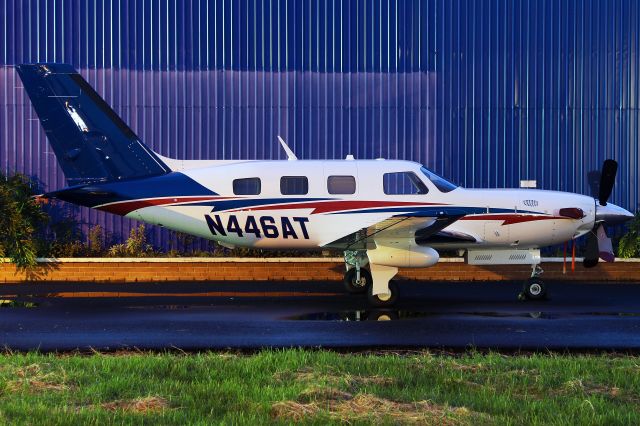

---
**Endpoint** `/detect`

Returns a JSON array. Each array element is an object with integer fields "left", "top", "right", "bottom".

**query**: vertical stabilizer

[{"left": 16, "top": 63, "right": 170, "bottom": 185}]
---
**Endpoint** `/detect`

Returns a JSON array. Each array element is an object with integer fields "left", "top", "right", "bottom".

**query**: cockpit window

[
  {"left": 420, "top": 166, "right": 458, "bottom": 193},
  {"left": 383, "top": 172, "right": 429, "bottom": 195}
]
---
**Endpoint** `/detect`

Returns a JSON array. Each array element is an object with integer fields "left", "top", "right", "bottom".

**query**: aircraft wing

[{"left": 322, "top": 214, "right": 466, "bottom": 250}]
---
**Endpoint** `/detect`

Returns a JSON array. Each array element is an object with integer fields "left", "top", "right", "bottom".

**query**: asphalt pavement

[{"left": 1, "top": 280, "right": 639, "bottom": 351}]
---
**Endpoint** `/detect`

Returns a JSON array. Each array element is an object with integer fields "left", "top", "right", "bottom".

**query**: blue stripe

[
  {"left": 103, "top": 173, "right": 217, "bottom": 199},
  {"left": 332, "top": 206, "right": 541, "bottom": 216},
  {"left": 48, "top": 172, "right": 217, "bottom": 208}
]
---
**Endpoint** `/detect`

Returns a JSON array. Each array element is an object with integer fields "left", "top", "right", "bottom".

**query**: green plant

[
  {"left": 44, "top": 206, "right": 86, "bottom": 257},
  {"left": 107, "top": 224, "right": 155, "bottom": 257},
  {"left": 87, "top": 225, "right": 106, "bottom": 256},
  {"left": 51, "top": 240, "right": 87, "bottom": 258},
  {"left": 106, "top": 243, "right": 128, "bottom": 257},
  {"left": 126, "top": 224, "right": 154, "bottom": 256},
  {"left": 0, "top": 173, "right": 48, "bottom": 267},
  {"left": 618, "top": 211, "right": 640, "bottom": 258}
]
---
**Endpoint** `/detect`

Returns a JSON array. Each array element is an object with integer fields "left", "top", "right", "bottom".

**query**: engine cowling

[{"left": 367, "top": 242, "right": 439, "bottom": 268}]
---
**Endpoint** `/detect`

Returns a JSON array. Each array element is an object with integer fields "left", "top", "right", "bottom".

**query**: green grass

[{"left": 0, "top": 350, "right": 638, "bottom": 425}]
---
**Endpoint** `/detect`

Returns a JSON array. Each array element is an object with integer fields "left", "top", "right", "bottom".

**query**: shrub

[
  {"left": 106, "top": 243, "right": 128, "bottom": 257},
  {"left": 618, "top": 212, "right": 640, "bottom": 258},
  {"left": 126, "top": 224, "right": 154, "bottom": 256},
  {"left": 0, "top": 173, "right": 48, "bottom": 267},
  {"left": 107, "top": 225, "right": 155, "bottom": 257},
  {"left": 87, "top": 225, "right": 106, "bottom": 256},
  {"left": 44, "top": 204, "right": 86, "bottom": 257}
]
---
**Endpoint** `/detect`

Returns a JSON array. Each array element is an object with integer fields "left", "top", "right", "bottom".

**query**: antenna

[{"left": 277, "top": 136, "right": 298, "bottom": 160}]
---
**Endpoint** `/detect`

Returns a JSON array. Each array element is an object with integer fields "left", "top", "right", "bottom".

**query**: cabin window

[
  {"left": 327, "top": 175, "right": 356, "bottom": 194},
  {"left": 383, "top": 172, "right": 428, "bottom": 195},
  {"left": 233, "top": 177, "right": 261, "bottom": 195},
  {"left": 280, "top": 176, "right": 309, "bottom": 195}
]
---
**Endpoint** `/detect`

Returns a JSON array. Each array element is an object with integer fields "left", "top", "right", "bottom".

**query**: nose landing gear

[
  {"left": 522, "top": 277, "right": 547, "bottom": 300},
  {"left": 520, "top": 264, "right": 547, "bottom": 301}
]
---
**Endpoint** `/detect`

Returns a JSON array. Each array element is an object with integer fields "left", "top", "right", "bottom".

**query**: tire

[
  {"left": 343, "top": 268, "right": 372, "bottom": 294},
  {"left": 522, "top": 278, "right": 547, "bottom": 300},
  {"left": 367, "top": 280, "right": 399, "bottom": 307}
]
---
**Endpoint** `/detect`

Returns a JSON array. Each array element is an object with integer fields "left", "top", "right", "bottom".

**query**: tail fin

[{"left": 16, "top": 63, "right": 170, "bottom": 186}]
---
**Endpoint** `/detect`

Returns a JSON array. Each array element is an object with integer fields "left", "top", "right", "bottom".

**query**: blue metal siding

[{"left": 0, "top": 0, "right": 638, "bottom": 246}]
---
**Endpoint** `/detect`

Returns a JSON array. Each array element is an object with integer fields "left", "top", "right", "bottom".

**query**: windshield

[{"left": 420, "top": 166, "right": 458, "bottom": 193}]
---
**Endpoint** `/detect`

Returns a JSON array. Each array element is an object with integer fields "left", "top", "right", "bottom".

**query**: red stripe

[
  {"left": 99, "top": 198, "right": 446, "bottom": 216},
  {"left": 97, "top": 196, "right": 232, "bottom": 216},
  {"left": 460, "top": 214, "right": 569, "bottom": 225},
  {"left": 243, "top": 200, "right": 445, "bottom": 214}
]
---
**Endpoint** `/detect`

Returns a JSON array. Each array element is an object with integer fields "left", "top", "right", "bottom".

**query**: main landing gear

[
  {"left": 343, "top": 251, "right": 399, "bottom": 307},
  {"left": 343, "top": 268, "right": 371, "bottom": 294},
  {"left": 520, "top": 264, "right": 547, "bottom": 301}
]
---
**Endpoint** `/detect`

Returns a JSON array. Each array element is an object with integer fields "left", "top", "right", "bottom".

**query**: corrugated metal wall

[{"left": 1, "top": 0, "right": 638, "bottom": 247}]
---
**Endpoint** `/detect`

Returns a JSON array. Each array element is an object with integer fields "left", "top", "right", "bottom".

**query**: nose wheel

[
  {"left": 519, "top": 264, "right": 548, "bottom": 301},
  {"left": 521, "top": 277, "right": 547, "bottom": 300}
]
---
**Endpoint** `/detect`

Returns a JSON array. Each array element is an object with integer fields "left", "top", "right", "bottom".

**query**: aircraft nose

[{"left": 595, "top": 202, "right": 635, "bottom": 225}]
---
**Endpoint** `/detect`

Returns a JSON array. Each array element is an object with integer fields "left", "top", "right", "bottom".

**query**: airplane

[{"left": 15, "top": 63, "right": 635, "bottom": 306}]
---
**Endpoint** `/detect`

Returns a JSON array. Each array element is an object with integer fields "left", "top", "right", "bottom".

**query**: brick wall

[{"left": 1, "top": 259, "right": 639, "bottom": 283}]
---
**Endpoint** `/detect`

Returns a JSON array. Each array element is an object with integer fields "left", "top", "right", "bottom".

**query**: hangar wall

[{"left": 1, "top": 0, "right": 638, "bottom": 247}]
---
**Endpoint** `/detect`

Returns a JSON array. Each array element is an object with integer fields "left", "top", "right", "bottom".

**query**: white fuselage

[{"left": 113, "top": 159, "right": 596, "bottom": 251}]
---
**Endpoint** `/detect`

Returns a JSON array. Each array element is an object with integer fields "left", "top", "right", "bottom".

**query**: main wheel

[
  {"left": 343, "top": 268, "right": 372, "bottom": 294},
  {"left": 367, "top": 280, "right": 399, "bottom": 307},
  {"left": 522, "top": 278, "right": 547, "bottom": 300}
]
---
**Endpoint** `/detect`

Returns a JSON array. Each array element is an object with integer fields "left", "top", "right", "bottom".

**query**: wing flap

[{"left": 323, "top": 214, "right": 466, "bottom": 250}]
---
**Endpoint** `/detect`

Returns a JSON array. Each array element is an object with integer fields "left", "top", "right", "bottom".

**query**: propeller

[
  {"left": 583, "top": 159, "right": 618, "bottom": 268},
  {"left": 598, "top": 159, "right": 618, "bottom": 206}
]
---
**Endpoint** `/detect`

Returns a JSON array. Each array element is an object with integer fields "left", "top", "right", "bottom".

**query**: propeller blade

[
  {"left": 598, "top": 159, "right": 618, "bottom": 206},
  {"left": 587, "top": 170, "right": 601, "bottom": 198},
  {"left": 596, "top": 224, "right": 614, "bottom": 262},
  {"left": 583, "top": 230, "right": 599, "bottom": 268}
]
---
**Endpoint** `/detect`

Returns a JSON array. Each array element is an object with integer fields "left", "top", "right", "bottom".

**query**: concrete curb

[{"left": 2, "top": 257, "right": 638, "bottom": 263}]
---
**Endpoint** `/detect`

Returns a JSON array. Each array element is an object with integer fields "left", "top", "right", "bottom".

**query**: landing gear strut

[
  {"left": 343, "top": 250, "right": 400, "bottom": 307},
  {"left": 343, "top": 251, "right": 370, "bottom": 294},
  {"left": 520, "top": 264, "right": 547, "bottom": 300}
]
